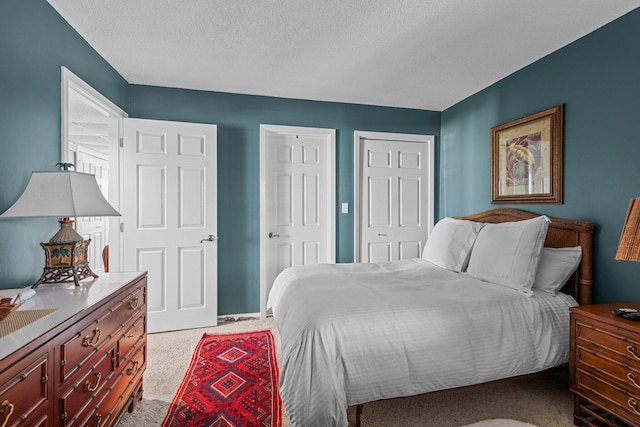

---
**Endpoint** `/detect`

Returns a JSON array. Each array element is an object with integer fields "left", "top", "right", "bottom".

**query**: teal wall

[
  {"left": 440, "top": 8, "right": 640, "bottom": 303},
  {"left": 127, "top": 86, "right": 440, "bottom": 314},
  {"left": 3, "top": 0, "right": 638, "bottom": 313},
  {"left": 0, "top": 1, "right": 439, "bottom": 315},
  {"left": 0, "top": 1, "right": 128, "bottom": 287}
]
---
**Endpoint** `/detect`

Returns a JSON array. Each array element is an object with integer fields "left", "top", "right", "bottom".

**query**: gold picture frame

[{"left": 491, "top": 105, "right": 563, "bottom": 204}]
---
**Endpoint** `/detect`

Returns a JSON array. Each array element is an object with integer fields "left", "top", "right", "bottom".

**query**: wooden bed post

[{"left": 355, "top": 404, "right": 363, "bottom": 427}]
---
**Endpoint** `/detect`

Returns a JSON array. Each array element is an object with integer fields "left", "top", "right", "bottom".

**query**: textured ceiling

[{"left": 47, "top": 0, "right": 639, "bottom": 111}]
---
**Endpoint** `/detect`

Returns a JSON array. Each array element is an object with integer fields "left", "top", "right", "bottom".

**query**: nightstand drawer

[
  {"left": 575, "top": 319, "right": 640, "bottom": 364},
  {"left": 577, "top": 345, "right": 640, "bottom": 394},
  {"left": 576, "top": 367, "right": 640, "bottom": 426},
  {"left": 571, "top": 302, "right": 640, "bottom": 426}
]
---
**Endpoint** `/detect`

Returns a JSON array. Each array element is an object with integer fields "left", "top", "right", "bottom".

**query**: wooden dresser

[
  {"left": 0, "top": 272, "right": 147, "bottom": 427},
  {"left": 570, "top": 302, "right": 640, "bottom": 426}
]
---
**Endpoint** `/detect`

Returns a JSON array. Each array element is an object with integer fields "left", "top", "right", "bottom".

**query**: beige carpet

[
  {"left": 117, "top": 317, "right": 574, "bottom": 427},
  {"left": 464, "top": 422, "right": 537, "bottom": 427}
]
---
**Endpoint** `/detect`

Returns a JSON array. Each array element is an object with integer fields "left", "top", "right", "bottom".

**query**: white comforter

[{"left": 268, "top": 259, "right": 577, "bottom": 427}]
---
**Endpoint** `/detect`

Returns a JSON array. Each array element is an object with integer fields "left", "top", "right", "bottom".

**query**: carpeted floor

[{"left": 116, "top": 317, "right": 575, "bottom": 427}]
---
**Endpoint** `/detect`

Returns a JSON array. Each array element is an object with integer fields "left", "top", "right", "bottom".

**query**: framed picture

[{"left": 491, "top": 105, "right": 563, "bottom": 204}]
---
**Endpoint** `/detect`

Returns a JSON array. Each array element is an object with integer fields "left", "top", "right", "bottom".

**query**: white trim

[
  {"left": 259, "top": 124, "right": 336, "bottom": 318},
  {"left": 61, "top": 66, "right": 128, "bottom": 272},
  {"left": 61, "top": 68, "right": 127, "bottom": 163},
  {"left": 353, "top": 131, "right": 435, "bottom": 262}
]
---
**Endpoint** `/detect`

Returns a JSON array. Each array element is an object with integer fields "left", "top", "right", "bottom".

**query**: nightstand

[{"left": 570, "top": 302, "right": 640, "bottom": 426}]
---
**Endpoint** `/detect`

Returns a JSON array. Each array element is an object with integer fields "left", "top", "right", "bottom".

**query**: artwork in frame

[{"left": 491, "top": 105, "right": 563, "bottom": 204}]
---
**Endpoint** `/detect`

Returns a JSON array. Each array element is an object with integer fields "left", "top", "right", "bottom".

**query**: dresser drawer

[
  {"left": 1, "top": 409, "right": 49, "bottom": 427},
  {"left": 576, "top": 367, "right": 640, "bottom": 426},
  {"left": 58, "top": 284, "right": 145, "bottom": 384},
  {"left": 58, "top": 346, "right": 116, "bottom": 427},
  {"left": 121, "top": 343, "right": 146, "bottom": 383},
  {"left": 0, "top": 353, "right": 49, "bottom": 427},
  {"left": 117, "top": 315, "right": 146, "bottom": 366},
  {"left": 78, "top": 344, "right": 146, "bottom": 427},
  {"left": 82, "top": 384, "right": 126, "bottom": 427},
  {"left": 114, "top": 344, "right": 146, "bottom": 414}
]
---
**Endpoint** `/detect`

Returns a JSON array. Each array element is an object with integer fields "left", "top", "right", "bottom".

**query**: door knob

[
  {"left": 268, "top": 232, "right": 280, "bottom": 239},
  {"left": 200, "top": 234, "right": 217, "bottom": 243}
]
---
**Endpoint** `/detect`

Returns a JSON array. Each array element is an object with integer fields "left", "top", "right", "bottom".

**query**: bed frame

[
  {"left": 458, "top": 208, "right": 595, "bottom": 305},
  {"left": 353, "top": 208, "right": 595, "bottom": 427}
]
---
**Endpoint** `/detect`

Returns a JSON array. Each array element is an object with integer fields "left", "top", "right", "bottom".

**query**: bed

[{"left": 268, "top": 208, "right": 594, "bottom": 427}]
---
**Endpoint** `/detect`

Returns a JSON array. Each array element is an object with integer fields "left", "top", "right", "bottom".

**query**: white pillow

[
  {"left": 466, "top": 215, "right": 550, "bottom": 294},
  {"left": 422, "top": 217, "right": 484, "bottom": 272},
  {"left": 533, "top": 247, "right": 582, "bottom": 294}
]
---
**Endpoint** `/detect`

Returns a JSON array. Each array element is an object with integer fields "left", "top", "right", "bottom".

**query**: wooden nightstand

[{"left": 570, "top": 302, "right": 640, "bottom": 426}]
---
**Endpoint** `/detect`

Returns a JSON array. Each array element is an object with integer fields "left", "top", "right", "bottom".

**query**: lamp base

[
  {"left": 50, "top": 218, "right": 84, "bottom": 243},
  {"left": 32, "top": 239, "right": 98, "bottom": 288}
]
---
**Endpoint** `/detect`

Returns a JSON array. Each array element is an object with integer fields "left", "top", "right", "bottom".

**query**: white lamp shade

[{"left": 0, "top": 171, "right": 120, "bottom": 218}]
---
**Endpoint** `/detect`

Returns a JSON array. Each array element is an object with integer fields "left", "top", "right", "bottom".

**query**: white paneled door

[
  {"left": 260, "top": 125, "right": 335, "bottom": 317},
  {"left": 355, "top": 132, "right": 434, "bottom": 263},
  {"left": 75, "top": 145, "right": 110, "bottom": 272},
  {"left": 122, "top": 118, "right": 217, "bottom": 333}
]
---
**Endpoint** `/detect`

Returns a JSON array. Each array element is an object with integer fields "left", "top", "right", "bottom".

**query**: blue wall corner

[
  {"left": 0, "top": 1, "right": 128, "bottom": 287},
  {"left": 440, "top": 8, "right": 640, "bottom": 303}
]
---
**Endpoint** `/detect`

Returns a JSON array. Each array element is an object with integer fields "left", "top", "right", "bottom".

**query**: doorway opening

[
  {"left": 259, "top": 124, "right": 336, "bottom": 318},
  {"left": 61, "top": 67, "right": 127, "bottom": 272}
]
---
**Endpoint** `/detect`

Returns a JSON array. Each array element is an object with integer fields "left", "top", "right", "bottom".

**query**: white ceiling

[{"left": 47, "top": 0, "right": 639, "bottom": 111}]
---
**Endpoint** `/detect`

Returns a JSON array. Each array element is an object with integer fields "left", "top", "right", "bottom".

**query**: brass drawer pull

[
  {"left": 83, "top": 327, "right": 101, "bottom": 347},
  {"left": 128, "top": 297, "right": 139, "bottom": 310},
  {"left": 628, "top": 372, "right": 640, "bottom": 389},
  {"left": 629, "top": 398, "right": 640, "bottom": 416},
  {"left": 1, "top": 400, "right": 15, "bottom": 427},
  {"left": 84, "top": 372, "right": 102, "bottom": 392},
  {"left": 627, "top": 345, "right": 640, "bottom": 361},
  {"left": 127, "top": 360, "right": 140, "bottom": 376},
  {"left": 94, "top": 413, "right": 102, "bottom": 427}
]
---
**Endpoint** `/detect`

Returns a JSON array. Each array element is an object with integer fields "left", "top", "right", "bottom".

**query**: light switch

[{"left": 341, "top": 203, "right": 349, "bottom": 214}]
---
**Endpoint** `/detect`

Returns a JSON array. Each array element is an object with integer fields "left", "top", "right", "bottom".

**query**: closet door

[{"left": 355, "top": 131, "right": 434, "bottom": 263}]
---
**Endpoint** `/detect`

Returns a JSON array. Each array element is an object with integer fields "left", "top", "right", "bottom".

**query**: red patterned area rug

[{"left": 161, "top": 330, "right": 281, "bottom": 427}]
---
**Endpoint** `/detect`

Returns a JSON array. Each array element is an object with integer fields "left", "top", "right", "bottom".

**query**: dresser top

[{"left": 0, "top": 271, "right": 146, "bottom": 360}]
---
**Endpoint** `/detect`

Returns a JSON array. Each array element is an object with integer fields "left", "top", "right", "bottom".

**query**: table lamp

[
  {"left": 615, "top": 197, "right": 640, "bottom": 261},
  {"left": 0, "top": 167, "right": 120, "bottom": 287}
]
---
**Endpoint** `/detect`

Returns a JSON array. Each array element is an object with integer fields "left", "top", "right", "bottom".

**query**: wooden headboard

[{"left": 457, "top": 208, "right": 595, "bottom": 305}]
